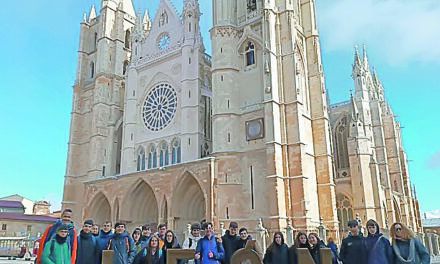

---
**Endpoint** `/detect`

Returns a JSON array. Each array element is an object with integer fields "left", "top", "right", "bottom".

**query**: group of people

[
  {"left": 262, "top": 219, "right": 431, "bottom": 264},
  {"left": 35, "top": 209, "right": 431, "bottom": 264},
  {"left": 35, "top": 209, "right": 251, "bottom": 264}
]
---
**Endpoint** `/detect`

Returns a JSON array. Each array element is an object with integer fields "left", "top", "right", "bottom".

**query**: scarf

[
  {"left": 55, "top": 234, "right": 68, "bottom": 244},
  {"left": 393, "top": 238, "right": 416, "bottom": 263}
]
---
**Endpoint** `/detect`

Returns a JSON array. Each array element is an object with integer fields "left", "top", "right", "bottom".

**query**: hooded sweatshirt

[
  {"left": 195, "top": 232, "right": 225, "bottom": 264},
  {"left": 365, "top": 232, "right": 393, "bottom": 264}
]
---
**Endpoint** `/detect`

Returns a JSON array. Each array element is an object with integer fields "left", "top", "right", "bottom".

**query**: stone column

[
  {"left": 432, "top": 233, "right": 439, "bottom": 256},
  {"left": 426, "top": 233, "right": 434, "bottom": 256}
]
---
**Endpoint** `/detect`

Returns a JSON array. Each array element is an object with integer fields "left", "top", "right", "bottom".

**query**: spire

[
  {"left": 350, "top": 91, "right": 359, "bottom": 121},
  {"left": 354, "top": 45, "right": 362, "bottom": 69},
  {"left": 362, "top": 44, "right": 370, "bottom": 70},
  {"left": 89, "top": 5, "right": 97, "bottom": 23},
  {"left": 143, "top": 9, "right": 151, "bottom": 32},
  {"left": 132, "top": 9, "right": 146, "bottom": 42}
]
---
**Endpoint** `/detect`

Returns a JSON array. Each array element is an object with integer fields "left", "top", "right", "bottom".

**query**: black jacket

[
  {"left": 309, "top": 242, "right": 328, "bottom": 264},
  {"left": 339, "top": 234, "right": 367, "bottom": 264},
  {"left": 221, "top": 230, "right": 240, "bottom": 264},
  {"left": 263, "top": 243, "right": 292, "bottom": 264},
  {"left": 237, "top": 235, "right": 253, "bottom": 249}
]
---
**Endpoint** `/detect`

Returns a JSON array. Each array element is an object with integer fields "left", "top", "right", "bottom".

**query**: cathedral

[{"left": 62, "top": 0, "right": 422, "bottom": 242}]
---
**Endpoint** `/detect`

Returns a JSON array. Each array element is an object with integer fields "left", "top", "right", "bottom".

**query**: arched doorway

[
  {"left": 88, "top": 192, "right": 111, "bottom": 226},
  {"left": 123, "top": 180, "right": 159, "bottom": 230},
  {"left": 171, "top": 173, "right": 206, "bottom": 241}
]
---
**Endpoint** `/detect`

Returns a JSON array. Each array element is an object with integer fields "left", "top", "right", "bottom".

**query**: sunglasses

[
  {"left": 395, "top": 228, "right": 402, "bottom": 231},
  {"left": 59, "top": 230, "right": 69, "bottom": 233}
]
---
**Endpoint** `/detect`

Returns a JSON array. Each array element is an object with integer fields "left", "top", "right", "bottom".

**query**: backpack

[
  {"left": 107, "top": 236, "right": 130, "bottom": 253},
  {"left": 141, "top": 247, "right": 163, "bottom": 259}
]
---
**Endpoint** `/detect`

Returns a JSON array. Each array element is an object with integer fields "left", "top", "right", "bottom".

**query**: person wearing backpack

[
  {"left": 182, "top": 223, "right": 202, "bottom": 264},
  {"left": 133, "top": 235, "right": 165, "bottom": 264},
  {"left": 76, "top": 220, "right": 99, "bottom": 264},
  {"left": 195, "top": 222, "right": 225, "bottom": 264},
  {"left": 37, "top": 209, "right": 78, "bottom": 264},
  {"left": 41, "top": 224, "right": 72, "bottom": 264},
  {"left": 365, "top": 219, "right": 393, "bottom": 264},
  {"left": 107, "top": 222, "right": 136, "bottom": 264}
]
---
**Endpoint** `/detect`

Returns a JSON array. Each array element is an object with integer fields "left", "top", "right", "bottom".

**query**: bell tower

[
  {"left": 63, "top": 0, "right": 136, "bottom": 225},
  {"left": 211, "top": 0, "right": 338, "bottom": 234}
]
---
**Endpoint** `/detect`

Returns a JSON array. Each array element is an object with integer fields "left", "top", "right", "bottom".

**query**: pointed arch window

[
  {"left": 334, "top": 116, "right": 349, "bottom": 176},
  {"left": 148, "top": 145, "right": 157, "bottom": 169},
  {"left": 137, "top": 148, "right": 146, "bottom": 171},
  {"left": 159, "top": 11, "right": 168, "bottom": 27},
  {"left": 159, "top": 142, "right": 169, "bottom": 167},
  {"left": 337, "top": 194, "right": 354, "bottom": 231},
  {"left": 123, "top": 60, "right": 129, "bottom": 75},
  {"left": 171, "top": 139, "right": 181, "bottom": 165},
  {"left": 245, "top": 42, "right": 255, "bottom": 66},
  {"left": 125, "top": 30, "right": 131, "bottom": 49},
  {"left": 94, "top": 32, "right": 98, "bottom": 50}
]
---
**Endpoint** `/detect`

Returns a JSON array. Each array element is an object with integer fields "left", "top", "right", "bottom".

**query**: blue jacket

[
  {"left": 365, "top": 233, "right": 393, "bottom": 264},
  {"left": 195, "top": 233, "right": 225, "bottom": 264},
  {"left": 108, "top": 231, "right": 136, "bottom": 264}
]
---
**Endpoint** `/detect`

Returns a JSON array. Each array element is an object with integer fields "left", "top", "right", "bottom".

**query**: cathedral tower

[
  {"left": 63, "top": 0, "right": 136, "bottom": 225},
  {"left": 211, "top": 0, "right": 338, "bottom": 234}
]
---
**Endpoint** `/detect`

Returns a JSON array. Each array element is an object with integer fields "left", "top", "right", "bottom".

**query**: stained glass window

[{"left": 142, "top": 83, "right": 177, "bottom": 131}]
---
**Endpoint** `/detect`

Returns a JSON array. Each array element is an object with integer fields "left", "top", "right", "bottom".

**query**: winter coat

[
  {"left": 76, "top": 231, "right": 99, "bottom": 264},
  {"left": 133, "top": 247, "right": 165, "bottom": 264},
  {"left": 221, "top": 230, "right": 240, "bottom": 264},
  {"left": 237, "top": 235, "right": 253, "bottom": 249},
  {"left": 263, "top": 243, "right": 291, "bottom": 264},
  {"left": 393, "top": 238, "right": 430, "bottom": 264},
  {"left": 140, "top": 236, "right": 151, "bottom": 249},
  {"left": 339, "top": 234, "right": 367, "bottom": 264},
  {"left": 195, "top": 233, "right": 225, "bottom": 264},
  {"left": 107, "top": 231, "right": 136, "bottom": 264},
  {"left": 365, "top": 233, "right": 393, "bottom": 264},
  {"left": 38, "top": 221, "right": 78, "bottom": 264},
  {"left": 41, "top": 237, "right": 72, "bottom": 264},
  {"left": 183, "top": 233, "right": 202, "bottom": 264}
]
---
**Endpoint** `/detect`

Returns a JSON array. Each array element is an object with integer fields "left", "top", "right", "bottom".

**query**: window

[
  {"left": 247, "top": 0, "right": 257, "bottom": 11},
  {"left": 245, "top": 42, "right": 255, "bottom": 66},
  {"left": 137, "top": 148, "right": 146, "bottom": 171},
  {"left": 159, "top": 142, "right": 169, "bottom": 167},
  {"left": 125, "top": 30, "right": 130, "bottom": 49},
  {"left": 142, "top": 83, "right": 177, "bottom": 132},
  {"left": 123, "top": 61, "right": 129, "bottom": 75},
  {"left": 148, "top": 145, "right": 157, "bottom": 169},
  {"left": 159, "top": 11, "right": 168, "bottom": 27},
  {"left": 337, "top": 194, "right": 354, "bottom": 231},
  {"left": 1, "top": 224, "right": 6, "bottom": 230},
  {"left": 90, "top": 62, "right": 95, "bottom": 78},
  {"left": 171, "top": 139, "right": 181, "bottom": 164},
  {"left": 94, "top": 32, "right": 98, "bottom": 50}
]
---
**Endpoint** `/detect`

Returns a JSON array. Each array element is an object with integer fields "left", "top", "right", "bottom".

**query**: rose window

[{"left": 142, "top": 83, "right": 177, "bottom": 131}]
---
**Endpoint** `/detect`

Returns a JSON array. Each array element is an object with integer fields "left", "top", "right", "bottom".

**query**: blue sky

[{"left": 0, "top": 0, "right": 439, "bottom": 215}]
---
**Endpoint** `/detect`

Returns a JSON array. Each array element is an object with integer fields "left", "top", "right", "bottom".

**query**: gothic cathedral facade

[{"left": 63, "top": 0, "right": 422, "bottom": 242}]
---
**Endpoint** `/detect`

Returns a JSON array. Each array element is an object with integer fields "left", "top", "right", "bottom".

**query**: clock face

[
  {"left": 158, "top": 34, "right": 170, "bottom": 50},
  {"left": 142, "top": 83, "right": 177, "bottom": 132},
  {"left": 246, "top": 118, "right": 264, "bottom": 141}
]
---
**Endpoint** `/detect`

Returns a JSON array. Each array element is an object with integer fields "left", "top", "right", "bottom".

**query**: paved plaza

[{"left": 0, "top": 257, "right": 34, "bottom": 264}]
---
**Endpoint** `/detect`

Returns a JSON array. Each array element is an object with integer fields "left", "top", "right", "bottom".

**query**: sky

[{"left": 0, "top": 0, "right": 439, "bottom": 215}]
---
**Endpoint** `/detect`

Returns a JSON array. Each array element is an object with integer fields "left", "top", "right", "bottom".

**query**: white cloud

[
  {"left": 43, "top": 193, "right": 62, "bottom": 212},
  {"left": 423, "top": 209, "right": 440, "bottom": 219},
  {"left": 317, "top": 0, "right": 440, "bottom": 64}
]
